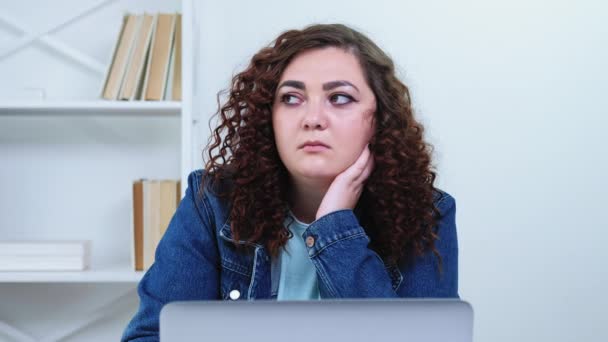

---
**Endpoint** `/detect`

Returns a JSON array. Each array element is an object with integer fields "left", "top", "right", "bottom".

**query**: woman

[{"left": 122, "top": 23, "right": 458, "bottom": 341}]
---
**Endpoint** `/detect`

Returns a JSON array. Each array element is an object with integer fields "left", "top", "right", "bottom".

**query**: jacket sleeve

[
  {"left": 121, "top": 171, "right": 220, "bottom": 342},
  {"left": 305, "top": 193, "right": 459, "bottom": 299}
]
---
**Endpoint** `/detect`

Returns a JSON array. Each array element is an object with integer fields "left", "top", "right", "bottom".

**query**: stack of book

[
  {"left": 101, "top": 13, "right": 182, "bottom": 101},
  {"left": 0, "top": 241, "right": 91, "bottom": 271},
  {"left": 132, "top": 179, "right": 181, "bottom": 271}
]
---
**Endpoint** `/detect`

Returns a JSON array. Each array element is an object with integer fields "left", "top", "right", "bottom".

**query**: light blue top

[{"left": 276, "top": 211, "right": 321, "bottom": 300}]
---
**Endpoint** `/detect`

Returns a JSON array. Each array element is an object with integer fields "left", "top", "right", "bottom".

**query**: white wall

[{"left": 193, "top": 0, "right": 608, "bottom": 341}]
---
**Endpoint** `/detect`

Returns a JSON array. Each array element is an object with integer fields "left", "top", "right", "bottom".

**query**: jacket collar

[{"left": 218, "top": 221, "right": 263, "bottom": 248}]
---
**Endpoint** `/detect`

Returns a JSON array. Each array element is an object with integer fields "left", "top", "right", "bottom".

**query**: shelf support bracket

[
  {"left": 0, "top": 286, "right": 138, "bottom": 342},
  {"left": 0, "top": 0, "right": 118, "bottom": 75},
  {"left": 0, "top": 320, "right": 36, "bottom": 342},
  {"left": 38, "top": 287, "right": 138, "bottom": 342}
]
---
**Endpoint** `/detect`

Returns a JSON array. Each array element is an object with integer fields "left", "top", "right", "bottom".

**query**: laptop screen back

[{"left": 160, "top": 299, "right": 474, "bottom": 342}]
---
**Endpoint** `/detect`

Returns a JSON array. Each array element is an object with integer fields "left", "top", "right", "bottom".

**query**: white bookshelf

[{"left": 0, "top": 0, "right": 195, "bottom": 341}]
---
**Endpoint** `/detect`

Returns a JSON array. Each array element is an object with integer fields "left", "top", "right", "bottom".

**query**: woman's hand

[{"left": 315, "top": 144, "right": 375, "bottom": 220}]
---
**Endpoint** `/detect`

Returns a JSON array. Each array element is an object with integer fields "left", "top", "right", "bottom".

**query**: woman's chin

[{"left": 296, "top": 167, "right": 339, "bottom": 181}]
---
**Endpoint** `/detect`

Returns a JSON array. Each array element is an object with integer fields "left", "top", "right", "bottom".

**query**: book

[
  {"left": 176, "top": 180, "right": 182, "bottom": 207},
  {"left": 119, "top": 14, "right": 155, "bottom": 101},
  {"left": 0, "top": 240, "right": 91, "bottom": 256},
  {"left": 0, "top": 241, "right": 91, "bottom": 271},
  {"left": 164, "top": 14, "right": 182, "bottom": 100},
  {"left": 164, "top": 31, "right": 176, "bottom": 101},
  {"left": 101, "top": 14, "right": 140, "bottom": 100},
  {"left": 142, "top": 13, "right": 177, "bottom": 101},
  {"left": 0, "top": 255, "right": 90, "bottom": 271},
  {"left": 142, "top": 180, "right": 161, "bottom": 270},
  {"left": 171, "top": 14, "right": 182, "bottom": 101},
  {"left": 132, "top": 179, "right": 181, "bottom": 270},
  {"left": 132, "top": 180, "right": 144, "bottom": 271},
  {"left": 159, "top": 180, "right": 178, "bottom": 239}
]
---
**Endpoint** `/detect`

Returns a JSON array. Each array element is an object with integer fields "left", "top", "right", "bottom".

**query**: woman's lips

[
  {"left": 298, "top": 140, "right": 330, "bottom": 149},
  {"left": 301, "top": 144, "right": 329, "bottom": 152}
]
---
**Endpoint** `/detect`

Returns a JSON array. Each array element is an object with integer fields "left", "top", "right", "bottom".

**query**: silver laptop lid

[{"left": 160, "top": 299, "right": 474, "bottom": 342}]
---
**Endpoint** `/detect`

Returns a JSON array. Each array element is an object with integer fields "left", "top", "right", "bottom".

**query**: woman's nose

[{"left": 302, "top": 100, "right": 328, "bottom": 130}]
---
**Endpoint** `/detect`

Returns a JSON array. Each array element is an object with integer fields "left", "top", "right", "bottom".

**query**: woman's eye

[
  {"left": 280, "top": 94, "right": 301, "bottom": 105},
  {"left": 330, "top": 94, "right": 354, "bottom": 105}
]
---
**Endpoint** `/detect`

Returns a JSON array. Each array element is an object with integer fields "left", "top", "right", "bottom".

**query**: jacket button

[
  {"left": 229, "top": 290, "right": 240, "bottom": 300},
  {"left": 305, "top": 236, "right": 315, "bottom": 248}
]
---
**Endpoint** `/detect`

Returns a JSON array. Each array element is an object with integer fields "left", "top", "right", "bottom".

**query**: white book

[
  {"left": 0, "top": 240, "right": 91, "bottom": 256},
  {"left": 0, "top": 255, "right": 89, "bottom": 271},
  {"left": 142, "top": 180, "right": 161, "bottom": 270}
]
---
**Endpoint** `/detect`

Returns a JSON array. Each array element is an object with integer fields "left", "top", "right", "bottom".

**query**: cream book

[
  {"left": 142, "top": 180, "right": 161, "bottom": 270},
  {"left": 172, "top": 14, "right": 182, "bottom": 101},
  {"left": 164, "top": 14, "right": 182, "bottom": 100},
  {"left": 137, "top": 179, "right": 181, "bottom": 270},
  {"left": 142, "top": 13, "right": 177, "bottom": 101},
  {"left": 119, "top": 14, "right": 155, "bottom": 101},
  {"left": 101, "top": 14, "right": 141, "bottom": 100},
  {"left": 159, "top": 180, "right": 178, "bottom": 239}
]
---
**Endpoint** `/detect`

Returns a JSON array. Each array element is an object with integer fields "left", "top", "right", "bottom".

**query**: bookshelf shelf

[
  {"left": 0, "top": 264, "right": 144, "bottom": 283},
  {"left": 0, "top": 101, "right": 181, "bottom": 116}
]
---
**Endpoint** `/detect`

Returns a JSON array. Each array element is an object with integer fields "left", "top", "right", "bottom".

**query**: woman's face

[{"left": 272, "top": 47, "right": 377, "bottom": 182}]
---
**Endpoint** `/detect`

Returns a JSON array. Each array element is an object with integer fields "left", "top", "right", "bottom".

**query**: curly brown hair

[{"left": 202, "top": 23, "right": 443, "bottom": 270}]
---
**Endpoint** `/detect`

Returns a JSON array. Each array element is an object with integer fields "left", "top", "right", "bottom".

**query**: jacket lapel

[{"left": 219, "top": 222, "right": 272, "bottom": 299}]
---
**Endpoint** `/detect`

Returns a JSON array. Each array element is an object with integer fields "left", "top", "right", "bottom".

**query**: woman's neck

[{"left": 288, "top": 177, "right": 331, "bottom": 224}]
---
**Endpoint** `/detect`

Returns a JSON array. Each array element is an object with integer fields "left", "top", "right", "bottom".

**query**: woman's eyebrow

[
  {"left": 322, "top": 80, "right": 359, "bottom": 93},
  {"left": 277, "top": 80, "right": 305, "bottom": 90},
  {"left": 276, "top": 80, "right": 360, "bottom": 93}
]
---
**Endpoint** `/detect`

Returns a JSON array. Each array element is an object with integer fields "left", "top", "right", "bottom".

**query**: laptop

[{"left": 160, "top": 299, "right": 474, "bottom": 342}]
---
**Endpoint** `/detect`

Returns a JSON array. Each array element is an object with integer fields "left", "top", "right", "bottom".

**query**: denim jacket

[{"left": 122, "top": 169, "right": 459, "bottom": 341}]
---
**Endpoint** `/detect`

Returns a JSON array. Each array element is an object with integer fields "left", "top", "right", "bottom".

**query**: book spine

[
  {"left": 133, "top": 180, "right": 144, "bottom": 271},
  {"left": 0, "top": 241, "right": 90, "bottom": 256},
  {"left": 0, "top": 255, "right": 88, "bottom": 271},
  {"left": 102, "top": 14, "right": 139, "bottom": 100},
  {"left": 172, "top": 14, "right": 182, "bottom": 101}
]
